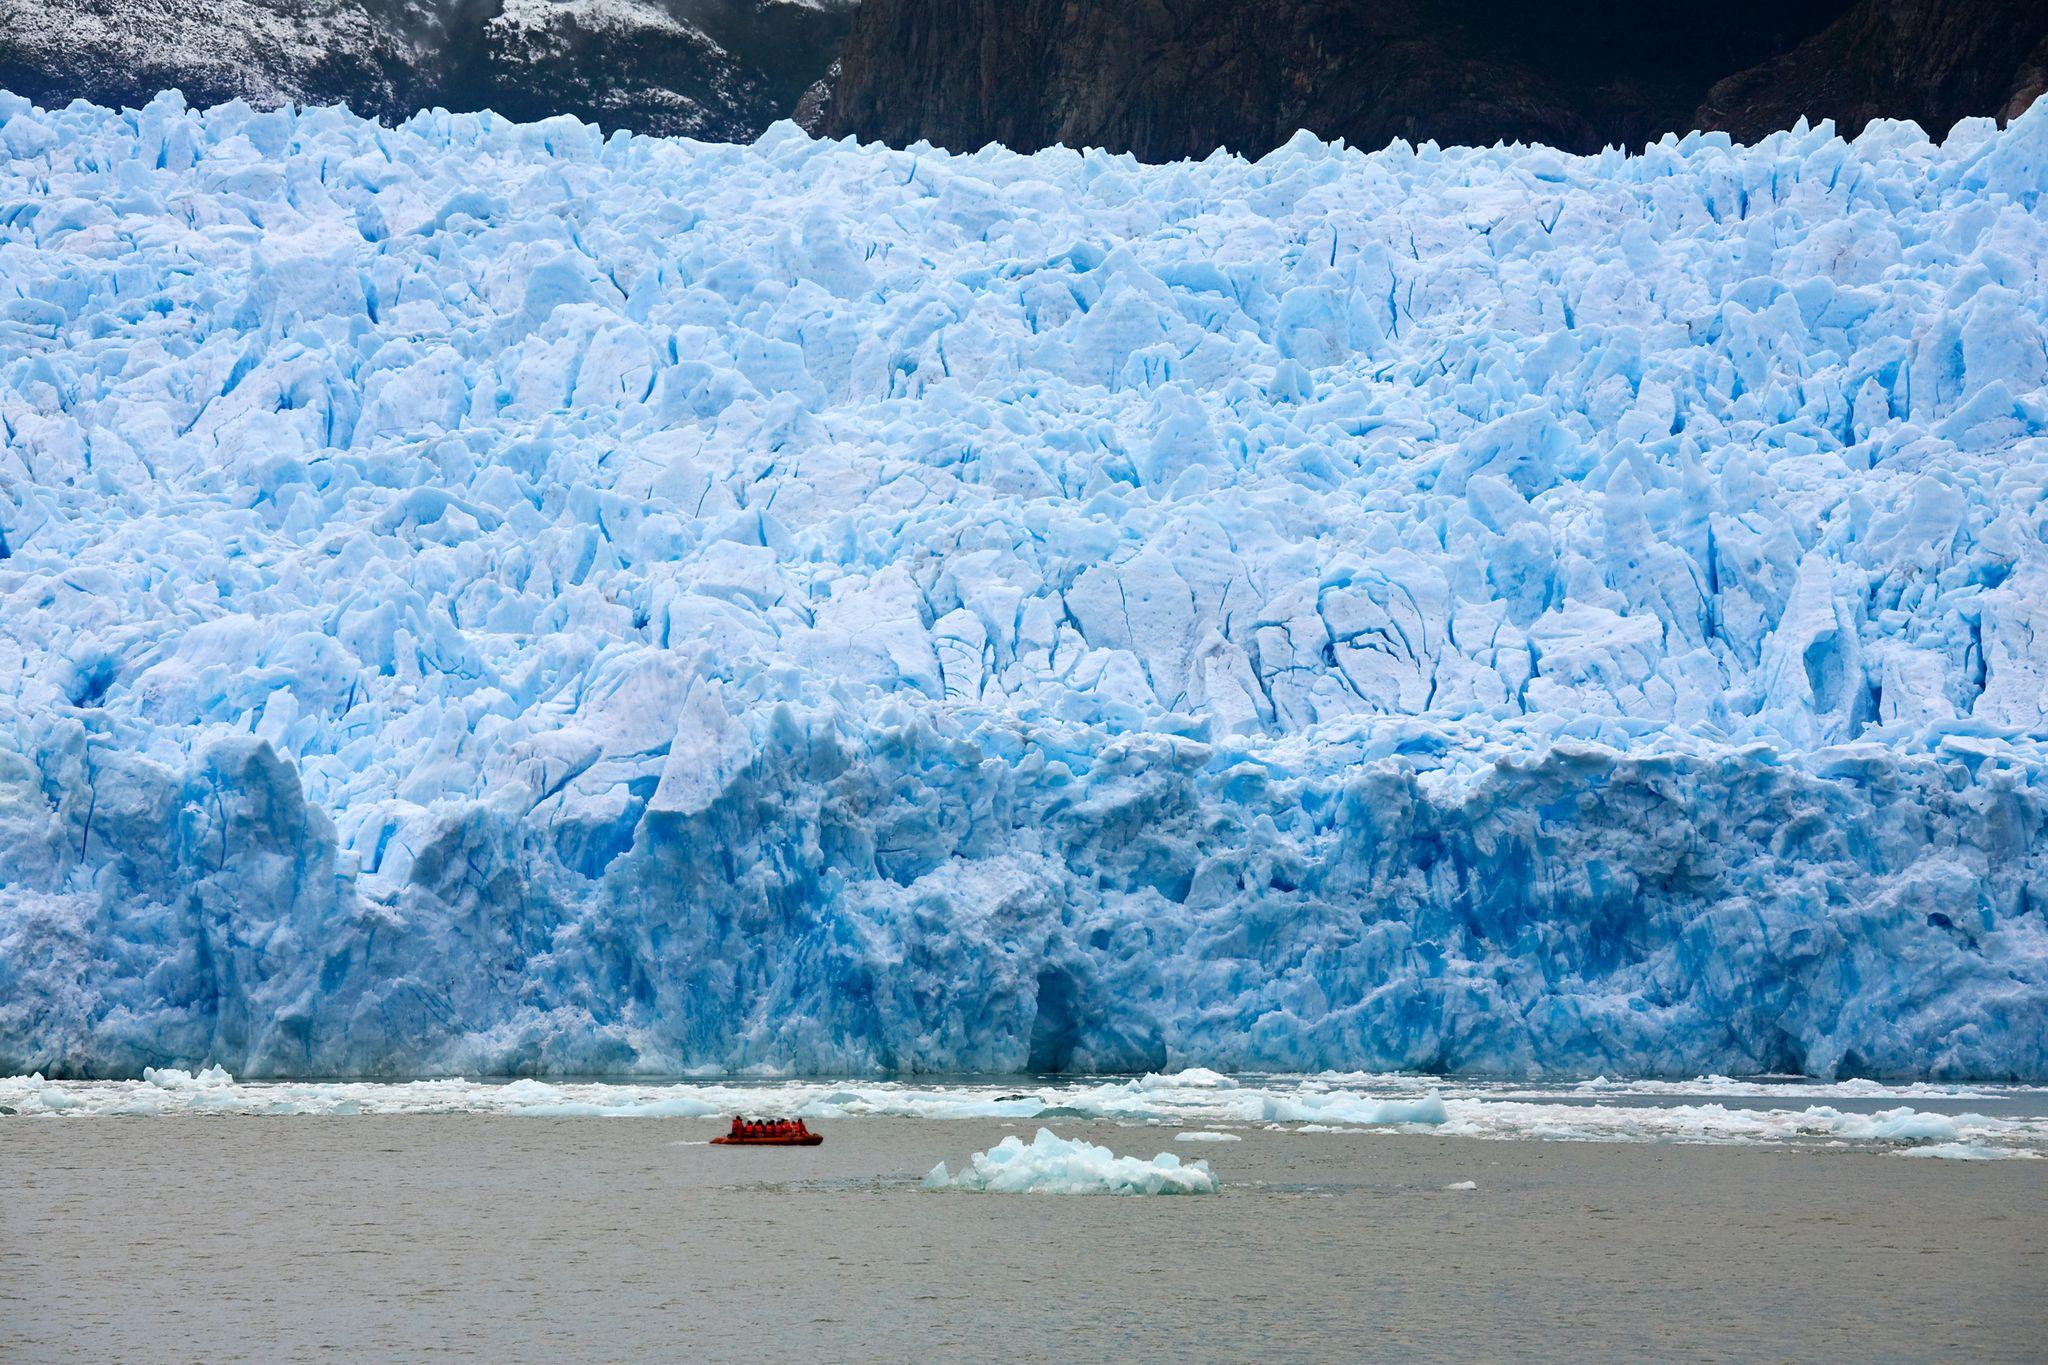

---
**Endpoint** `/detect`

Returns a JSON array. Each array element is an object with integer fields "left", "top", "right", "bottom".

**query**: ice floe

[{"left": 4, "top": 1069, "right": 2043, "bottom": 1159}]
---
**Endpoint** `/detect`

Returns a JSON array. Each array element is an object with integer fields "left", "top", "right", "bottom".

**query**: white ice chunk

[
  {"left": 922, "top": 1128, "right": 1221, "bottom": 1195},
  {"left": 1898, "top": 1143, "right": 2041, "bottom": 1161}
]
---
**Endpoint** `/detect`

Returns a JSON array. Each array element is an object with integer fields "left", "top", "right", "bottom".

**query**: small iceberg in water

[
  {"left": 1898, "top": 1142, "right": 2041, "bottom": 1161},
  {"left": 923, "top": 1128, "right": 1221, "bottom": 1195}
]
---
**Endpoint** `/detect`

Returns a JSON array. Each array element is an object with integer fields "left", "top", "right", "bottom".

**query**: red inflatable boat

[{"left": 712, "top": 1117, "right": 822, "bottom": 1146}]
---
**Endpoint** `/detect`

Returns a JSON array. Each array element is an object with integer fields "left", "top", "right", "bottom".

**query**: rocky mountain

[
  {"left": 1697, "top": 0, "right": 2048, "bottom": 141},
  {"left": 4, "top": 0, "right": 2041, "bottom": 153},
  {"left": 0, "top": 0, "right": 855, "bottom": 139},
  {"left": 822, "top": 0, "right": 2048, "bottom": 158}
]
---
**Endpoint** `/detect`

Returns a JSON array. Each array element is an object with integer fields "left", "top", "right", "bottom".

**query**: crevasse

[{"left": 0, "top": 91, "right": 2044, "bottom": 1079}]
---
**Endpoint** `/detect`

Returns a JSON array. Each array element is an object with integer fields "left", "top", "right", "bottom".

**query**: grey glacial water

[{"left": 3, "top": 1116, "right": 2043, "bottom": 1362}]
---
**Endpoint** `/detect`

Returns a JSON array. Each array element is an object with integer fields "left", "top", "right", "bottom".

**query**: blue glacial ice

[{"left": 0, "top": 90, "right": 2045, "bottom": 1080}]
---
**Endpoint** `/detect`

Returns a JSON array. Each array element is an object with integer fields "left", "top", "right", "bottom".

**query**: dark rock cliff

[
  {"left": 1696, "top": 0, "right": 2048, "bottom": 141},
  {"left": 0, "top": 0, "right": 855, "bottom": 140},
  {"left": 824, "top": 0, "right": 2048, "bottom": 158},
  {"left": 2, "top": 0, "right": 2042, "bottom": 153}
]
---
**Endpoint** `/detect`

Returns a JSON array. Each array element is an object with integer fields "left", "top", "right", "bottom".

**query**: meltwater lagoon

[{"left": 4, "top": 1092, "right": 2044, "bottom": 1360}]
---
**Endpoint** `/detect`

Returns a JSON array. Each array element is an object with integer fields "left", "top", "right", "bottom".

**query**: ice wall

[{"left": 1, "top": 91, "right": 2044, "bottom": 1078}]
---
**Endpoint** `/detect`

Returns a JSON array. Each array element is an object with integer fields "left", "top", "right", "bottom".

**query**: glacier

[{"left": 0, "top": 90, "right": 2045, "bottom": 1080}]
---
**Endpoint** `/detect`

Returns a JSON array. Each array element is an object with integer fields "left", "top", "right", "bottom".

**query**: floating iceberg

[
  {"left": 923, "top": 1128, "right": 1220, "bottom": 1195},
  {"left": 1259, "top": 1093, "right": 1450, "bottom": 1126},
  {"left": 0, "top": 89, "right": 2045, "bottom": 1080},
  {"left": 1898, "top": 1142, "right": 2041, "bottom": 1161},
  {"left": 1137, "top": 1069, "right": 1237, "bottom": 1092},
  {"left": 1825, "top": 1106, "right": 1964, "bottom": 1143}
]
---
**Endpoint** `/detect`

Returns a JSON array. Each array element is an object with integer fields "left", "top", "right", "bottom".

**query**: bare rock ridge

[
  {"left": 0, "top": 0, "right": 856, "bottom": 141},
  {"left": 1696, "top": 0, "right": 2048, "bottom": 142},
  {"left": 3, "top": 0, "right": 2041, "bottom": 153},
  {"left": 823, "top": 0, "right": 2048, "bottom": 158}
]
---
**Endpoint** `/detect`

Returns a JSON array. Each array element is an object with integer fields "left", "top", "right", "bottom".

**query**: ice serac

[{"left": 1, "top": 92, "right": 2045, "bottom": 1080}]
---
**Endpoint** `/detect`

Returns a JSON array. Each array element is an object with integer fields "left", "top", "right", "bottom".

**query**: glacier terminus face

[{"left": 0, "top": 90, "right": 2044, "bottom": 1080}]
